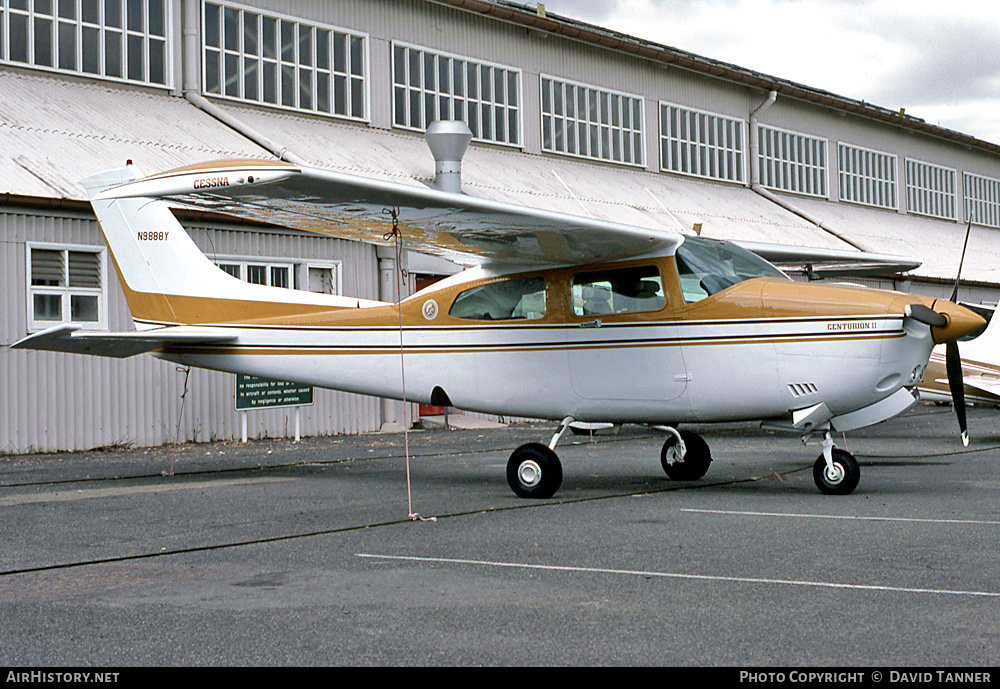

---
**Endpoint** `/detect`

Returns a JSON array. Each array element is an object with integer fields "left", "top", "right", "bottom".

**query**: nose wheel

[{"left": 813, "top": 447, "right": 860, "bottom": 495}]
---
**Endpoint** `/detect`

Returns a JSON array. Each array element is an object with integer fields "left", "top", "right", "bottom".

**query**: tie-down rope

[{"left": 383, "top": 207, "right": 436, "bottom": 523}]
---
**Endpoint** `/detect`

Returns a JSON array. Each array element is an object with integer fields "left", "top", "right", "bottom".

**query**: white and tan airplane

[{"left": 13, "top": 152, "right": 986, "bottom": 498}]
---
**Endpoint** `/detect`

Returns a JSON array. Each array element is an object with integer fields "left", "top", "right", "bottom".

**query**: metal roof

[
  {"left": 0, "top": 69, "right": 270, "bottom": 201},
  {"left": 2, "top": 68, "right": 996, "bottom": 285}
]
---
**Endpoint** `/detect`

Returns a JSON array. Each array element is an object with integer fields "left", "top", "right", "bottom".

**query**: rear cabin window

[
  {"left": 449, "top": 276, "right": 546, "bottom": 320},
  {"left": 571, "top": 265, "right": 665, "bottom": 316}
]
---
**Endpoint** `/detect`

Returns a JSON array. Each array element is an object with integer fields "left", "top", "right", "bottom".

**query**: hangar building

[{"left": 2, "top": 0, "right": 1000, "bottom": 453}]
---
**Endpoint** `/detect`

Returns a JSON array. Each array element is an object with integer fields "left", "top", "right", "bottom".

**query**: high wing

[
  {"left": 95, "top": 159, "right": 679, "bottom": 267},
  {"left": 735, "top": 241, "right": 922, "bottom": 278},
  {"left": 12, "top": 323, "right": 238, "bottom": 358},
  {"left": 95, "top": 159, "right": 921, "bottom": 273}
]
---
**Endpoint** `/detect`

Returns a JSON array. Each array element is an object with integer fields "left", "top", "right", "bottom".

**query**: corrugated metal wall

[{"left": 0, "top": 207, "right": 383, "bottom": 454}]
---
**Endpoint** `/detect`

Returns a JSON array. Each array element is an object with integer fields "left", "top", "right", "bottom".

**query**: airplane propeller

[
  {"left": 901, "top": 220, "right": 973, "bottom": 446},
  {"left": 903, "top": 299, "right": 969, "bottom": 446},
  {"left": 947, "top": 219, "right": 973, "bottom": 447}
]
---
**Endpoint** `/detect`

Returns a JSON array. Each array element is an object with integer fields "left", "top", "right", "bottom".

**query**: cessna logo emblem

[{"left": 193, "top": 176, "right": 230, "bottom": 190}]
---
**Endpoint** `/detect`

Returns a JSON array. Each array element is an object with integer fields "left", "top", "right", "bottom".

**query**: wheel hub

[
  {"left": 518, "top": 460, "right": 542, "bottom": 487},
  {"left": 824, "top": 462, "right": 845, "bottom": 484}
]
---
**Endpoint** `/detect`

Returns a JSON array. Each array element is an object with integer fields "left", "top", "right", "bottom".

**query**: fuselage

[{"left": 151, "top": 249, "right": 971, "bottom": 429}]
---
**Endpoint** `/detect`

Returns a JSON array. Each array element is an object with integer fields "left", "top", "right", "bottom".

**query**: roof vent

[{"left": 424, "top": 120, "right": 472, "bottom": 194}]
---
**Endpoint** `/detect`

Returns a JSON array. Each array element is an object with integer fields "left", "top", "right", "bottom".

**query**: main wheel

[
  {"left": 507, "top": 443, "right": 563, "bottom": 499},
  {"left": 660, "top": 430, "right": 712, "bottom": 481},
  {"left": 813, "top": 449, "right": 860, "bottom": 495}
]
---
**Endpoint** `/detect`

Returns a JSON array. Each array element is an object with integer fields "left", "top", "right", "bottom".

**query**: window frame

[
  {"left": 539, "top": 74, "right": 645, "bottom": 167},
  {"left": 904, "top": 158, "right": 957, "bottom": 221},
  {"left": 659, "top": 101, "right": 746, "bottom": 184},
  {"left": 214, "top": 257, "right": 296, "bottom": 289},
  {"left": 963, "top": 171, "right": 1000, "bottom": 229},
  {"left": 837, "top": 142, "right": 898, "bottom": 210},
  {"left": 202, "top": 0, "right": 369, "bottom": 121},
  {"left": 213, "top": 256, "right": 342, "bottom": 294},
  {"left": 0, "top": 0, "right": 171, "bottom": 86},
  {"left": 26, "top": 242, "right": 109, "bottom": 332},
  {"left": 299, "top": 260, "right": 341, "bottom": 295},
  {"left": 391, "top": 41, "right": 522, "bottom": 147},
  {"left": 756, "top": 124, "right": 828, "bottom": 198}
]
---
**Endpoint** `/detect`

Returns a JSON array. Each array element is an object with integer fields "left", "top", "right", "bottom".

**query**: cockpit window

[
  {"left": 674, "top": 236, "right": 786, "bottom": 304},
  {"left": 449, "top": 276, "right": 546, "bottom": 320},
  {"left": 571, "top": 265, "right": 665, "bottom": 316}
]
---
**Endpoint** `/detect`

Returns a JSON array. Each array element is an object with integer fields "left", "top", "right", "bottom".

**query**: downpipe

[
  {"left": 180, "top": 0, "right": 306, "bottom": 166},
  {"left": 748, "top": 91, "right": 868, "bottom": 254}
]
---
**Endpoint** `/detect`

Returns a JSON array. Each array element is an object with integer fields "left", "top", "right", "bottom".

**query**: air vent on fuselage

[{"left": 788, "top": 383, "right": 819, "bottom": 398}]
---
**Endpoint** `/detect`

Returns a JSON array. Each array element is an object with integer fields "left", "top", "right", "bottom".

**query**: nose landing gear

[{"left": 811, "top": 432, "right": 860, "bottom": 495}]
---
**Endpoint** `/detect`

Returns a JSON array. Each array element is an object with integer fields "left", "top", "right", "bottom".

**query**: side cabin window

[
  {"left": 571, "top": 265, "right": 664, "bottom": 316},
  {"left": 449, "top": 276, "right": 546, "bottom": 320},
  {"left": 674, "top": 236, "right": 786, "bottom": 304}
]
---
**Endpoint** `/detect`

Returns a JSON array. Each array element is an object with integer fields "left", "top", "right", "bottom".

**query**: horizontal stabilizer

[{"left": 11, "top": 323, "right": 237, "bottom": 358}]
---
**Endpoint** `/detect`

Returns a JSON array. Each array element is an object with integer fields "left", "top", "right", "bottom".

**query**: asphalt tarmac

[{"left": 1, "top": 404, "right": 999, "bottom": 667}]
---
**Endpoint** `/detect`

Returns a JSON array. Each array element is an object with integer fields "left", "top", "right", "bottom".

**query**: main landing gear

[
  {"left": 505, "top": 420, "right": 862, "bottom": 498},
  {"left": 505, "top": 418, "right": 715, "bottom": 499}
]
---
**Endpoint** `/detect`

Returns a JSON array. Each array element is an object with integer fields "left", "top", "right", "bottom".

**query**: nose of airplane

[{"left": 928, "top": 299, "right": 987, "bottom": 344}]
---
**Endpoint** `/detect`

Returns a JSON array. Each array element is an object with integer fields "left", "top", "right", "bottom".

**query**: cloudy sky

[{"left": 537, "top": 0, "right": 1000, "bottom": 145}]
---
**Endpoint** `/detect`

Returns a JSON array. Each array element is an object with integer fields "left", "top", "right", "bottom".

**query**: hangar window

[
  {"left": 215, "top": 258, "right": 341, "bottom": 294},
  {"left": 837, "top": 143, "right": 897, "bottom": 210},
  {"left": 571, "top": 266, "right": 664, "bottom": 316},
  {"left": 449, "top": 276, "right": 545, "bottom": 321},
  {"left": 757, "top": 126, "right": 828, "bottom": 198},
  {"left": 203, "top": 2, "right": 367, "bottom": 120},
  {"left": 1, "top": 0, "right": 168, "bottom": 85},
  {"left": 27, "top": 244, "right": 107, "bottom": 331},
  {"left": 660, "top": 103, "right": 745, "bottom": 183},
  {"left": 540, "top": 76, "right": 644, "bottom": 166},
  {"left": 964, "top": 172, "right": 1000, "bottom": 229},
  {"left": 905, "top": 159, "right": 956, "bottom": 221},
  {"left": 392, "top": 42, "right": 520, "bottom": 146}
]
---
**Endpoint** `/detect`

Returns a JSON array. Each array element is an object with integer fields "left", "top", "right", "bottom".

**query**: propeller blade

[
  {"left": 904, "top": 303, "right": 947, "bottom": 328},
  {"left": 951, "top": 218, "right": 972, "bottom": 303},
  {"left": 945, "top": 340, "right": 969, "bottom": 447}
]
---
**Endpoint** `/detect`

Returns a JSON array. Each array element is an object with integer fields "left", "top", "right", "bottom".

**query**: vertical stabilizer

[{"left": 80, "top": 164, "right": 372, "bottom": 328}]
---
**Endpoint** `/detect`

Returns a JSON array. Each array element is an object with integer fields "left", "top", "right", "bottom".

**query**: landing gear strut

[{"left": 811, "top": 432, "right": 860, "bottom": 495}]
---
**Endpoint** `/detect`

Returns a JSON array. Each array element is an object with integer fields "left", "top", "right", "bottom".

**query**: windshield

[{"left": 674, "top": 236, "right": 787, "bottom": 304}]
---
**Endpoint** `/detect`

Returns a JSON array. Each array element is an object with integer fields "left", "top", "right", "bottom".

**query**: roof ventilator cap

[{"left": 425, "top": 120, "right": 472, "bottom": 194}]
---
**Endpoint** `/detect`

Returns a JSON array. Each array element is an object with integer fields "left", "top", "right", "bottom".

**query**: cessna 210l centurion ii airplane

[{"left": 13, "top": 144, "right": 986, "bottom": 498}]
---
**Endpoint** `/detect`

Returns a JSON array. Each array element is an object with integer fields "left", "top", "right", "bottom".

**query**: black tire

[
  {"left": 660, "top": 430, "right": 712, "bottom": 481},
  {"left": 507, "top": 443, "right": 563, "bottom": 499},
  {"left": 813, "top": 449, "right": 860, "bottom": 495}
]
